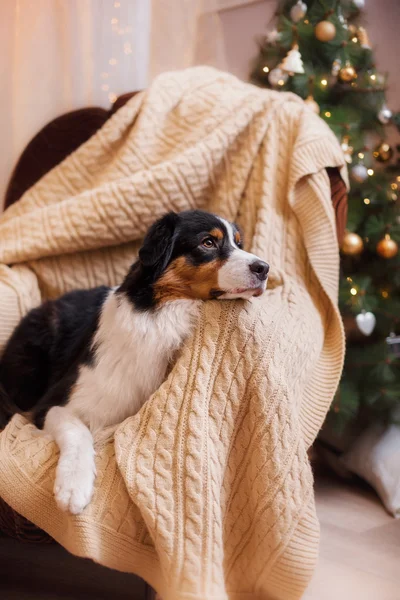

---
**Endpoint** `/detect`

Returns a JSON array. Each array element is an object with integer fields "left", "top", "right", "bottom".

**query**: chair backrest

[{"left": 4, "top": 91, "right": 347, "bottom": 244}]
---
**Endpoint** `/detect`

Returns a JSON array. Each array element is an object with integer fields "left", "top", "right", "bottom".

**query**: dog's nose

[{"left": 249, "top": 260, "right": 269, "bottom": 281}]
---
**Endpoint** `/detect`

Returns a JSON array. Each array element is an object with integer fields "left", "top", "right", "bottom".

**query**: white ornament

[
  {"left": 378, "top": 105, "right": 392, "bottom": 124},
  {"left": 356, "top": 311, "right": 376, "bottom": 336},
  {"left": 266, "top": 29, "right": 281, "bottom": 44},
  {"left": 351, "top": 163, "right": 368, "bottom": 182},
  {"left": 268, "top": 67, "right": 289, "bottom": 87},
  {"left": 290, "top": 1, "right": 307, "bottom": 23},
  {"left": 353, "top": 0, "right": 365, "bottom": 8},
  {"left": 332, "top": 58, "right": 342, "bottom": 76},
  {"left": 280, "top": 44, "right": 304, "bottom": 75}
]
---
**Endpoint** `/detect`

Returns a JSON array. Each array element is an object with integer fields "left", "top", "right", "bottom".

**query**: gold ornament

[
  {"left": 348, "top": 24, "right": 357, "bottom": 35},
  {"left": 341, "top": 231, "right": 364, "bottom": 256},
  {"left": 357, "top": 26, "right": 371, "bottom": 49},
  {"left": 304, "top": 95, "right": 320, "bottom": 114},
  {"left": 376, "top": 234, "right": 398, "bottom": 259},
  {"left": 339, "top": 62, "right": 357, "bottom": 83},
  {"left": 341, "top": 135, "right": 354, "bottom": 164},
  {"left": 373, "top": 141, "right": 394, "bottom": 163},
  {"left": 315, "top": 21, "right": 336, "bottom": 42}
]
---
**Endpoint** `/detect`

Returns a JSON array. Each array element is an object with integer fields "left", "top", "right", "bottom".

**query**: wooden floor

[{"left": 305, "top": 473, "right": 400, "bottom": 600}]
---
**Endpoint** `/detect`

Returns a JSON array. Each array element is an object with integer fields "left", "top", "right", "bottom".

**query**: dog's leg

[{"left": 44, "top": 406, "right": 96, "bottom": 515}]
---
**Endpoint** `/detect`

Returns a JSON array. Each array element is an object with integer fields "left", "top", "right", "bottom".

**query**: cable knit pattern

[{"left": 0, "top": 67, "right": 346, "bottom": 600}]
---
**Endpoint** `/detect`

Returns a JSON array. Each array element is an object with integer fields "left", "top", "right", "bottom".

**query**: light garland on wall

[{"left": 101, "top": 1, "right": 133, "bottom": 105}]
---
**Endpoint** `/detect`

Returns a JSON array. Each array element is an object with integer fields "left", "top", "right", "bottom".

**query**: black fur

[
  {"left": 0, "top": 210, "right": 240, "bottom": 428},
  {"left": 0, "top": 287, "right": 109, "bottom": 428}
]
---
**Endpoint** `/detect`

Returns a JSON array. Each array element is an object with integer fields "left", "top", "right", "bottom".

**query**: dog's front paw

[{"left": 54, "top": 454, "right": 96, "bottom": 515}]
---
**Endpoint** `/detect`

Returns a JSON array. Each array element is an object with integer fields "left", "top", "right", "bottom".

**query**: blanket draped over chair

[{"left": 0, "top": 67, "right": 346, "bottom": 600}]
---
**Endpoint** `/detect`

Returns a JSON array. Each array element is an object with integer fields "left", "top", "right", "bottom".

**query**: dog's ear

[{"left": 139, "top": 212, "right": 180, "bottom": 273}]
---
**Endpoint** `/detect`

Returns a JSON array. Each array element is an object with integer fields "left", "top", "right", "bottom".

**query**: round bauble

[
  {"left": 351, "top": 163, "right": 368, "bottom": 182},
  {"left": 353, "top": 0, "right": 365, "bottom": 8},
  {"left": 304, "top": 95, "right": 320, "bottom": 114},
  {"left": 290, "top": 1, "right": 307, "bottom": 23},
  {"left": 378, "top": 106, "right": 392, "bottom": 124},
  {"left": 341, "top": 231, "right": 364, "bottom": 256},
  {"left": 373, "top": 142, "right": 394, "bottom": 163},
  {"left": 315, "top": 21, "right": 336, "bottom": 42},
  {"left": 377, "top": 235, "right": 398, "bottom": 259},
  {"left": 339, "top": 64, "right": 357, "bottom": 83},
  {"left": 268, "top": 67, "right": 288, "bottom": 87}
]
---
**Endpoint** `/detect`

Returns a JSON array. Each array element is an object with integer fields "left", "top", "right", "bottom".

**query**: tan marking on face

[
  {"left": 209, "top": 228, "right": 224, "bottom": 241},
  {"left": 154, "top": 256, "right": 224, "bottom": 303},
  {"left": 234, "top": 231, "right": 241, "bottom": 246}
]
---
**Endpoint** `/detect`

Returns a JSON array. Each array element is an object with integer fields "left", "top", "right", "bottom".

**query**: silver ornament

[
  {"left": 268, "top": 67, "right": 288, "bottom": 87},
  {"left": 353, "top": 0, "right": 365, "bottom": 8},
  {"left": 356, "top": 311, "right": 376, "bottom": 336},
  {"left": 351, "top": 163, "right": 368, "bottom": 183},
  {"left": 378, "top": 105, "right": 392, "bottom": 124},
  {"left": 290, "top": 1, "right": 307, "bottom": 23},
  {"left": 266, "top": 29, "right": 281, "bottom": 44}
]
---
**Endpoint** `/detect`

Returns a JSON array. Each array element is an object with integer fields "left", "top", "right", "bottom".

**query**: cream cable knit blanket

[{"left": 0, "top": 67, "right": 346, "bottom": 600}]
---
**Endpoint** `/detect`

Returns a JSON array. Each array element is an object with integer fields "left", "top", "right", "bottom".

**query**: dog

[{"left": 0, "top": 210, "right": 269, "bottom": 514}]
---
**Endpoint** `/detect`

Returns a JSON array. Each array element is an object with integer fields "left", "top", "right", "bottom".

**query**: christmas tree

[{"left": 251, "top": 0, "right": 400, "bottom": 436}]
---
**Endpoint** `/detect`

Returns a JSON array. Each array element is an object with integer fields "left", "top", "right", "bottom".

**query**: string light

[
  {"left": 367, "top": 168, "right": 374, "bottom": 176},
  {"left": 108, "top": 92, "right": 117, "bottom": 103},
  {"left": 321, "top": 79, "right": 328, "bottom": 86},
  {"left": 304, "top": 19, "right": 309, "bottom": 24},
  {"left": 370, "top": 74, "right": 376, "bottom": 81},
  {"left": 278, "top": 79, "right": 285, "bottom": 86},
  {"left": 325, "top": 111, "right": 331, "bottom": 117},
  {"left": 397, "top": 176, "right": 400, "bottom": 183},
  {"left": 382, "top": 290, "right": 389, "bottom": 299},
  {"left": 101, "top": 84, "right": 110, "bottom": 91},
  {"left": 111, "top": 17, "right": 118, "bottom": 24},
  {"left": 350, "top": 288, "right": 358, "bottom": 296},
  {"left": 391, "top": 183, "right": 398, "bottom": 190},
  {"left": 347, "top": 277, "right": 353, "bottom": 282},
  {"left": 358, "top": 152, "right": 364, "bottom": 159},
  {"left": 363, "top": 198, "right": 370, "bottom": 205},
  {"left": 352, "top": 36, "right": 358, "bottom": 43},
  {"left": 109, "top": 58, "right": 117, "bottom": 65},
  {"left": 262, "top": 66, "right": 270, "bottom": 73},
  {"left": 124, "top": 42, "right": 132, "bottom": 54},
  {"left": 114, "top": 1, "right": 121, "bottom": 6}
]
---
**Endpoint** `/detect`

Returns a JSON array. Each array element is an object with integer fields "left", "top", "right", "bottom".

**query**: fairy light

[
  {"left": 109, "top": 58, "right": 117, "bottom": 65},
  {"left": 358, "top": 152, "right": 364, "bottom": 159},
  {"left": 325, "top": 111, "right": 331, "bottom": 117},
  {"left": 347, "top": 277, "right": 353, "bottom": 282},
  {"left": 304, "top": 19, "right": 309, "bottom": 24},
  {"left": 101, "top": 84, "right": 110, "bottom": 91},
  {"left": 382, "top": 290, "right": 389, "bottom": 299},
  {"left": 391, "top": 183, "right": 398, "bottom": 190},
  {"left": 108, "top": 92, "right": 117, "bottom": 103},
  {"left": 111, "top": 17, "right": 118, "bottom": 24},
  {"left": 397, "top": 176, "right": 400, "bottom": 183},
  {"left": 367, "top": 168, "right": 374, "bottom": 176},
  {"left": 101, "top": 72, "right": 109, "bottom": 79},
  {"left": 262, "top": 66, "right": 270, "bottom": 73},
  {"left": 114, "top": 1, "right": 121, "bottom": 6},
  {"left": 124, "top": 42, "right": 132, "bottom": 54},
  {"left": 363, "top": 198, "right": 370, "bottom": 205},
  {"left": 370, "top": 74, "right": 376, "bottom": 81},
  {"left": 350, "top": 288, "right": 358, "bottom": 296},
  {"left": 278, "top": 79, "right": 285, "bottom": 86},
  {"left": 321, "top": 79, "right": 328, "bottom": 86},
  {"left": 352, "top": 36, "right": 358, "bottom": 43}
]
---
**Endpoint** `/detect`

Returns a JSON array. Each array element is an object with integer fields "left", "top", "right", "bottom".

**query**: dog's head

[{"left": 121, "top": 210, "right": 269, "bottom": 309}]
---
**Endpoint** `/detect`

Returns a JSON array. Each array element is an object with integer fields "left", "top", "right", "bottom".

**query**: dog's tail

[{"left": 0, "top": 382, "right": 18, "bottom": 430}]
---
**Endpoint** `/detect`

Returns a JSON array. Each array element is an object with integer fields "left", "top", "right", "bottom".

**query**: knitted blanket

[{"left": 0, "top": 67, "right": 346, "bottom": 600}]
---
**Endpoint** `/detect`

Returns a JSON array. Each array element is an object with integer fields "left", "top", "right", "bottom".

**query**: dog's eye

[{"left": 201, "top": 237, "right": 216, "bottom": 249}]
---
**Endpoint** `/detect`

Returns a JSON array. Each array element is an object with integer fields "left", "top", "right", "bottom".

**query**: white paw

[{"left": 54, "top": 454, "right": 96, "bottom": 515}]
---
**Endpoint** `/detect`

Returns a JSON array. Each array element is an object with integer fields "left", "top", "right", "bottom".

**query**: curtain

[{"left": 0, "top": 0, "right": 259, "bottom": 211}]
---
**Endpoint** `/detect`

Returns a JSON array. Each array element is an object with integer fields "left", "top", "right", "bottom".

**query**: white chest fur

[{"left": 68, "top": 292, "right": 200, "bottom": 433}]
